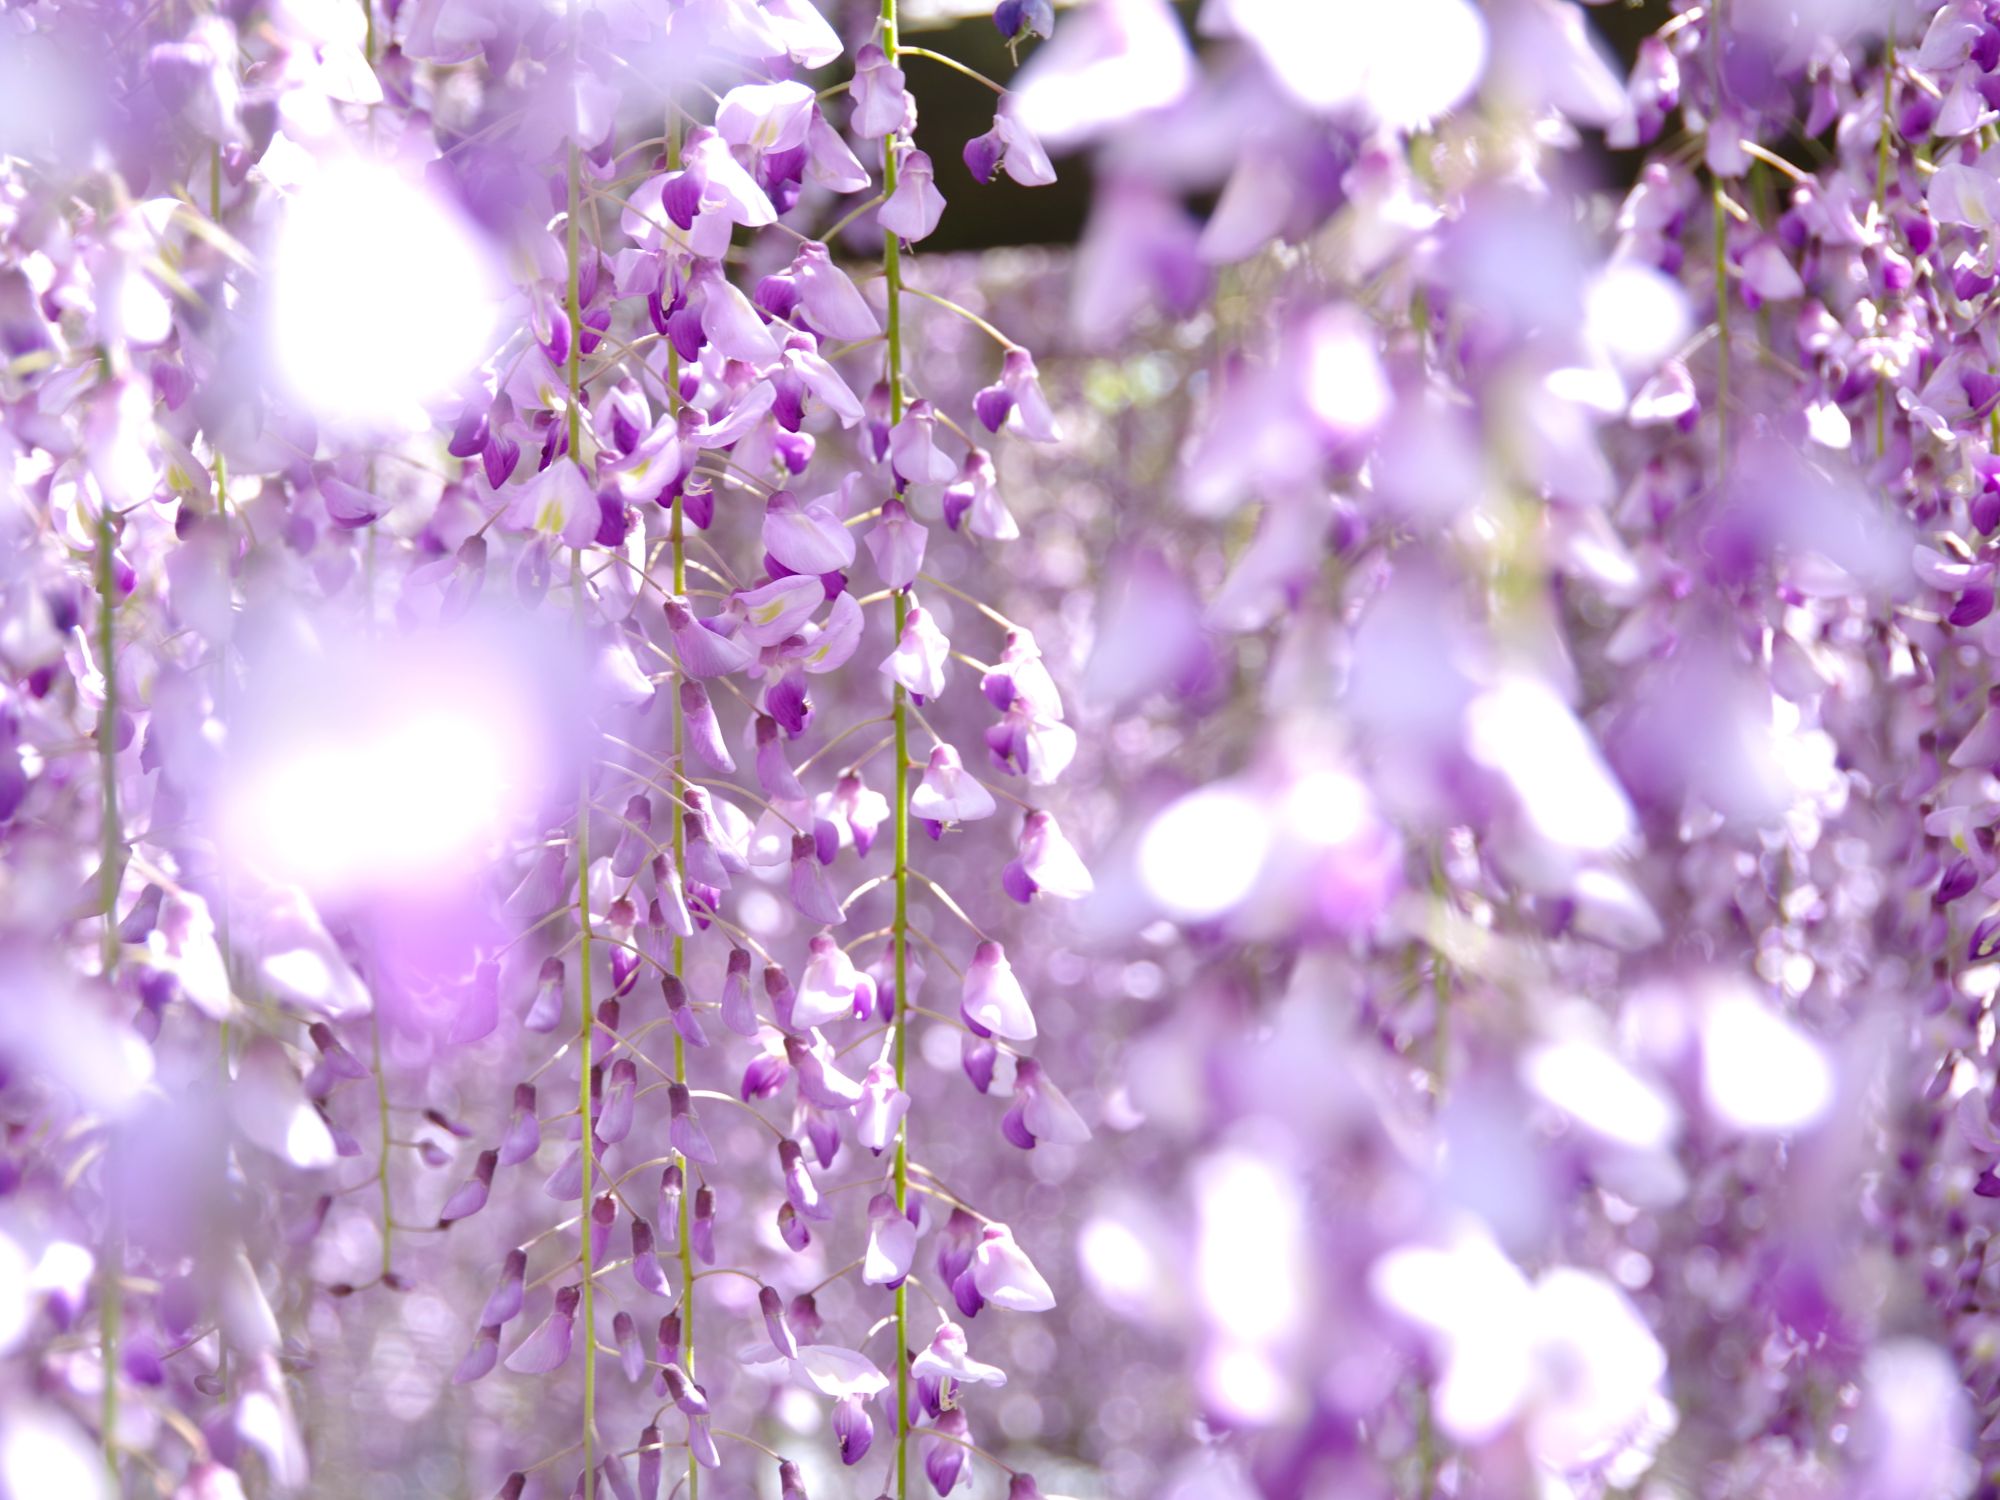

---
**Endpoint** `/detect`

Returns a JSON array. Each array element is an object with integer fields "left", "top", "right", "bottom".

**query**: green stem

[
  {"left": 1414, "top": 1379, "right": 1437, "bottom": 1497},
  {"left": 94, "top": 500, "right": 122, "bottom": 1488},
  {"left": 567, "top": 130, "right": 599, "bottom": 1500},
  {"left": 99, "top": 1224, "right": 119, "bottom": 1483},
  {"left": 897, "top": 45, "right": 1006, "bottom": 96},
  {"left": 96, "top": 506, "right": 121, "bottom": 972},
  {"left": 881, "top": 1, "right": 911, "bottom": 1492},
  {"left": 1877, "top": 36, "right": 1895, "bottom": 212},
  {"left": 665, "top": 109, "right": 699, "bottom": 1500},
  {"left": 900, "top": 286, "right": 1015, "bottom": 351}
]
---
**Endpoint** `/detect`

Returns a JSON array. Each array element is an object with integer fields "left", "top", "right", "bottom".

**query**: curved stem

[
  {"left": 898, "top": 45, "right": 1007, "bottom": 96},
  {"left": 712, "top": 1430, "right": 786, "bottom": 1463},
  {"left": 822, "top": 190, "right": 889, "bottom": 246},
  {"left": 805, "top": 1258, "right": 867, "bottom": 1298},
  {"left": 794, "top": 714, "right": 892, "bottom": 776},
  {"left": 908, "top": 919, "right": 962, "bottom": 975},
  {"left": 916, "top": 1421, "right": 1017, "bottom": 1476},
  {"left": 911, "top": 870, "right": 988, "bottom": 944},
  {"left": 906, "top": 1162, "right": 991, "bottom": 1222},
  {"left": 916, "top": 571, "right": 1019, "bottom": 632},
  {"left": 687, "top": 1089, "right": 788, "bottom": 1139},
  {"left": 902, "top": 285, "right": 1016, "bottom": 350}
]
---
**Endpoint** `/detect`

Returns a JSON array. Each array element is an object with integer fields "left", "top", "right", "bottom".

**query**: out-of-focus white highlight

[
  {"left": 1139, "top": 784, "right": 1270, "bottom": 920},
  {"left": 234, "top": 711, "right": 503, "bottom": 890},
  {"left": 1300, "top": 311, "right": 1391, "bottom": 434},
  {"left": 1585, "top": 260, "right": 1690, "bottom": 375},
  {"left": 267, "top": 156, "right": 500, "bottom": 431},
  {"left": 1700, "top": 984, "right": 1833, "bottom": 1132},
  {"left": 1525, "top": 1269, "right": 1670, "bottom": 1473},
  {"left": 1011, "top": 0, "right": 1193, "bottom": 148},
  {"left": 1466, "top": 675, "right": 1634, "bottom": 853},
  {"left": 1371, "top": 1224, "right": 1667, "bottom": 1472},
  {"left": 1283, "top": 769, "right": 1371, "bottom": 846},
  {"left": 1216, "top": 0, "right": 1486, "bottom": 127},
  {"left": 231, "top": 1040, "right": 337, "bottom": 1170},
  {"left": 0, "top": 1407, "right": 108, "bottom": 1500},
  {"left": 1372, "top": 1226, "right": 1532, "bottom": 1441},
  {"left": 1195, "top": 1150, "right": 1305, "bottom": 1423},
  {"left": 1078, "top": 1214, "right": 1162, "bottom": 1314},
  {"left": 220, "top": 626, "right": 553, "bottom": 906},
  {"left": 1522, "top": 1039, "right": 1678, "bottom": 1150}
]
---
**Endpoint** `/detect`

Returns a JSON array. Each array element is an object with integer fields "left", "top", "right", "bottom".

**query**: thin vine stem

[{"left": 881, "top": 2, "right": 913, "bottom": 1492}]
